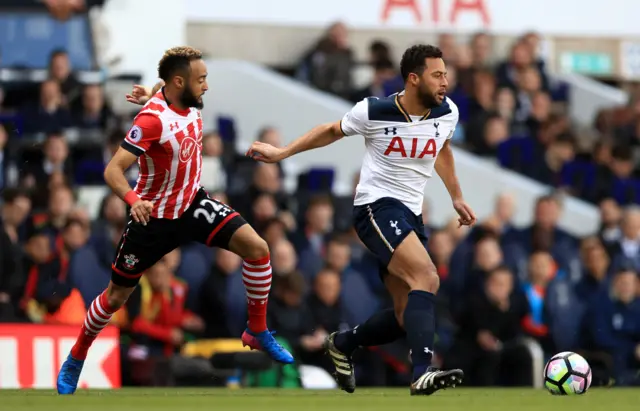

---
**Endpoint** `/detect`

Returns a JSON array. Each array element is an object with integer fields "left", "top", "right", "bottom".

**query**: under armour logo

[
  {"left": 169, "top": 121, "right": 179, "bottom": 131},
  {"left": 424, "top": 347, "right": 434, "bottom": 356},
  {"left": 390, "top": 220, "right": 402, "bottom": 236},
  {"left": 434, "top": 122, "right": 440, "bottom": 138},
  {"left": 384, "top": 127, "right": 397, "bottom": 135}
]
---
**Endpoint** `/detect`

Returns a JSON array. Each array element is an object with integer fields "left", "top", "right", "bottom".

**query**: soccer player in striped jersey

[{"left": 56, "top": 47, "right": 293, "bottom": 395}]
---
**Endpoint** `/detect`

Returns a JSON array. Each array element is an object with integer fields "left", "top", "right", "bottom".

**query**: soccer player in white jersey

[{"left": 247, "top": 44, "right": 476, "bottom": 395}]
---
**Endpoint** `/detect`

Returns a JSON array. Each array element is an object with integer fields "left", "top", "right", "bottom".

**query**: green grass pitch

[{"left": 1, "top": 388, "right": 638, "bottom": 411}]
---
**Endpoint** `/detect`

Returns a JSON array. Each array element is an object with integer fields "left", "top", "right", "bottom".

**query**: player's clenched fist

[
  {"left": 246, "top": 141, "right": 286, "bottom": 163},
  {"left": 131, "top": 200, "right": 154, "bottom": 225}
]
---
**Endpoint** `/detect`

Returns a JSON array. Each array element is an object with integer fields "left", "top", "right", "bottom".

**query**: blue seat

[
  {"left": 612, "top": 178, "right": 640, "bottom": 205},
  {"left": 497, "top": 137, "right": 535, "bottom": 173},
  {"left": 75, "top": 160, "right": 105, "bottom": 185},
  {"left": 561, "top": 161, "right": 596, "bottom": 200},
  {"left": 216, "top": 116, "right": 236, "bottom": 142}
]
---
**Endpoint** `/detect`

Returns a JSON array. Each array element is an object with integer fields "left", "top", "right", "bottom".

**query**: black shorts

[
  {"left": 353, "top": 197, "right": 428, "bottom": 278},
  {"left": 111, "top": 188, "right": 247, "bottom": 287}
]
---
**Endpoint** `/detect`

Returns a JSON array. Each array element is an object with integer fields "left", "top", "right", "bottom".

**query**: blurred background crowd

[{"left": 0, "top": 0, "right": 639, "bottom": 390}]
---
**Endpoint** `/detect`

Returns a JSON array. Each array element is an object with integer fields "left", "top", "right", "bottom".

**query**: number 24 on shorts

[{"left": 193, "top": 199, "right": 232, "bottom": 224}]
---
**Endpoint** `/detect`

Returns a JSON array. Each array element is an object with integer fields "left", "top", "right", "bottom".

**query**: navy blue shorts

[{"left": 353, "top": 197, "right": 428, "bottom": 271}]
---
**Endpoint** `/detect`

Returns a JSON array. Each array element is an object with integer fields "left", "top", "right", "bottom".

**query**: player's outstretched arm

[
  {"left": 247, "top": 121, "right": 344, "bottom": 163},
  {"left": 104, "top": 148, "right": 153, "bottom": 225},
  {"left": 434, "top": 140, "right": 476, "bottom": 227}
]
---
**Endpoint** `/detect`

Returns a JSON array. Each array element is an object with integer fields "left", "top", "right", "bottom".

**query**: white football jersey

[{"left": 341, "top": 92, "right": 459, "bottom": 215}]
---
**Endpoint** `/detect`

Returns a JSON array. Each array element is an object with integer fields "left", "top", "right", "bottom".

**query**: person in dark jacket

[
  {"left": 445, "top": 266, "right": 531, "bottom": 386},
  {"left": 587, "top": 269, "right": 640, "bottom": 386}
]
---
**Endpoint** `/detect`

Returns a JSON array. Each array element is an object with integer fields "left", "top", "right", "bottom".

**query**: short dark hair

[
  {"left": 612, "top": 144, "right": 633, "bottom": 161},
  {"left": 2, "top": 188, "right": 28, "bottom": 204},
  {"left": 400, "top": 44, "right": 443, "bottom": 82},
  {"left": 157, "top": 46, "right": 203, "bottom": 82},
  {"left": 374, "top": 58, "right": 394, "bottom": 72}
]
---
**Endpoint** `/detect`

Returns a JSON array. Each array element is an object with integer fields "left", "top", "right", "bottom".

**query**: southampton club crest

[{"left": 123, "top": 254, "right": 139, "bottom": 270}]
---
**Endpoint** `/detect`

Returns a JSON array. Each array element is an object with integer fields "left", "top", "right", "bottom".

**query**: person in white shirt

[{"left": 248, "top": 44, "right": 476, "bottom": 395}]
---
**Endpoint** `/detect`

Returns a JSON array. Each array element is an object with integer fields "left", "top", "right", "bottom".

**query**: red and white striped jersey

[{"left": 121, "top": 90, "right": 203, "bottom": 219}]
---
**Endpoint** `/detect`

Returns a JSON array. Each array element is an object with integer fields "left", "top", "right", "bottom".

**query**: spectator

[
  {"left": 90, "top": 193, "right": 126, "bottom": 269},
  {"left": 477, "top": 114, "right": 509, "bottom": 156},
  {"left": 198, "top": 248, "right": 242, "bottom": 338},
  {"left": 267, "top": 270, "right": 321, "bottom": 359},
  {"left": 71, "top": 85, "right": 115, "bottom": 130},
  {"left": 587, "top": 269, "right": 640, "bottom": 386},
  {"left": 20, "top": 219, "right": 88, "bottom": 325},
  {"left": 610, "top": 206, "right": 640, "bottom": 272},
  {"left": 259, "top": 217, "right": 288, "bottom": 248},
  {"left": 250, "top": 193, "right": 278, "bottom": 228},
  {"left": 521, "top": 251, "right": 555, "bottom": 352},
  {"left": 575, "top": 237, "right": 611, "bottom": 303},
  {"left": 446, "top": 266, "right": 530, "bottom": 386},
  {"left": 469, "top": 32, "right": 493, "bottom": 70},
  {"left": 529, "top": 132, "right": 576, "bottom": 187},
  {"left": 350, "top": 59, "right": 397, "bottom": 103},
  {"left": 368, "top": 40, "right": 392, "bottom": 65},
  {"left": 291, "top": 194, "right": 334, "bottom": 256},
  {"left": 428, "top": 230, "right": 454, "bottom": 281},
  {"left": 517, "top": 195, "right": 578, "bottom": 276},
  {"left": 21, "top": 132, "right": 73, "bottom": 190},
  {"left": 296, "top": 21, "right": 354, "bottom": 99},
  {"left": 21, "top": 80, "right": 72, "bottom": 134},
  {"left": 28, "top": 184, "right": 74, "bottom": 239},
  {"left": 126, "top": 258, "right": 206, "bottom": 386},
  {"left": 48, "top": 49, "right": 81, "bottom": 105},
  {"left": 271, "top": 239, "right": 297, "bottom": 277},
  {"left": 599, "top": 198, "right": 623, "bottom": 253},
  {"left": 305, "top": 267, "right": 346, "bottom": 371},
  {"left": 495, "top": 88, "right": 516, "bottom": 127}
]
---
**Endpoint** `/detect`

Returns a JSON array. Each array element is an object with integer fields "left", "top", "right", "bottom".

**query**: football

[{"left": 544, "top": 351, "right": 592, "bottom": 395}]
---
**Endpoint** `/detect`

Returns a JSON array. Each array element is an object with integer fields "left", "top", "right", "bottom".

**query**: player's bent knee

[
  {"left": 400, "top": 263, "right": 439, "bottom": 294},
  {"left": 228, "top": 225, "right": 270, "bottom": 260}
]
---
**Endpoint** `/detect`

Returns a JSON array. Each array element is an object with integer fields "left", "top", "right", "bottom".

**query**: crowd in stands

[
  {"left": 296, "top": 25, "right": 640, "bottom": 206},
  {"left": 0, "top": 22, "right": 639, "bottom": 388}
]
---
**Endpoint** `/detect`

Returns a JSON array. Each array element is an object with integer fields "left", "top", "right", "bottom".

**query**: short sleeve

[
  {"left": 340, "top": 99, "right": 369, "bottom": 137},
  {"left": 446, "top": 100, "right": 460, "bottom": 140},
  {"left": 121, "top": 113, "right": 162, "bottom": 156}
]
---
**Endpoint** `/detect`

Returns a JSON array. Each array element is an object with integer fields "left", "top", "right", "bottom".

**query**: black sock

[
  {"left": 404, "top": 290, "right": 436, "bottom": 382},
  {"left": 334, "top": 308, "right": 405, "bottom": 356}
]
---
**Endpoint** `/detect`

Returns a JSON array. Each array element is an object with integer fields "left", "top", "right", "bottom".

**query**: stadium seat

[
  {"left": 497, "top": 136, "right": 536, "bottom": 174},
  {"left": 561, "top": 161, "right": 597, "bottom": 200},
  {"left": 611, "top": 178, "right": 640, "bottom": 205},
  {"left": 296, "top": 168, "right": 335, "bottom": 193},
  {"left": 216, "top": 116, "right": 237, "bottom": 142},
  {"left": 75, "top": 160, "right": 105, "bottom": 185}
]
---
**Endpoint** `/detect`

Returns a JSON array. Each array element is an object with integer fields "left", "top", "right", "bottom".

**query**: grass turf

[{"left": 1, "top": 388, "right": 639, "bottom": 411}]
